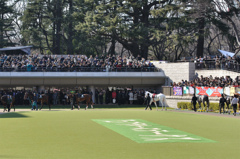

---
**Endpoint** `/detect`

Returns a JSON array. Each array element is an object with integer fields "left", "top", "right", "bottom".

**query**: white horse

[{"left": 145, "top": 91, "right": 168, "bottom": 111}]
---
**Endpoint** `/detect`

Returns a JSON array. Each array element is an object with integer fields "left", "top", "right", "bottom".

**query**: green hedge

[{"left": 177, "top": 102, "right": 232, "bottom": 111}]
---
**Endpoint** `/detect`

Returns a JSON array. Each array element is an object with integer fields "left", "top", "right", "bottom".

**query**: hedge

[{"left": 177, "top": 102, "right": 233, "bottom": 111}]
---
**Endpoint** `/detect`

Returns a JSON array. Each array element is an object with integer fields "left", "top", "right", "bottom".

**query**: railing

[
  {"left": 0, "top": 66, "right": 158, "bottom": 72},
  {"left": 194, "top": 60, "right": 240, "bottom": 72}
]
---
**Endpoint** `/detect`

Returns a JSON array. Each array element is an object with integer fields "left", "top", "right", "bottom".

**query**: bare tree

[{"left": 213, "top": 0, "right": 240, "bottom": 53}]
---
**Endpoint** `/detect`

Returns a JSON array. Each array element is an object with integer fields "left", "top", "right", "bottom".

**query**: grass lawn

[{"left": 0, "top": 109, "right": 239, "bottom": 159}]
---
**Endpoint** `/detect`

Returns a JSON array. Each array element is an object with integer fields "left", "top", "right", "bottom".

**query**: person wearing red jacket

[{"left": 112, "top": 90, "right": 116, "bottom": 103}]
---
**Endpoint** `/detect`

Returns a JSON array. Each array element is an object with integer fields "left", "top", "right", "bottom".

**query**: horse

[
  {"left": 144, "top": 91, "right": 168, "bottom": 111},
  {"left": 38, "top": 94, "right": 50, "bottom": 110},
  {"left": 67, "top": 93, "right": 93, "bottom": 110},
  {"left": 24, "top": 92, "right": 51, "bottom": 110},
  {"left": 197, "top": 95, "right": 209, "bottom": 112},
  {"left": 0, "top": 95, "right": 15, "bottom": 112}
]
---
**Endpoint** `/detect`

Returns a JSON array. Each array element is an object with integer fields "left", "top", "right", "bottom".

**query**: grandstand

[{"left": 0, "top": 53, "right": 239, "bottom": 103}]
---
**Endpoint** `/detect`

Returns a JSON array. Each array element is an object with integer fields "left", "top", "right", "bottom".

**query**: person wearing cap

[{"left": 219, "top": 94, "right": 226, "bottom": 114}]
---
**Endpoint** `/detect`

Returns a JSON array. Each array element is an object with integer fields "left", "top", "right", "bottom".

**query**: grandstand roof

[{"left": 0, "top": 46, "right": 33, "bottom": 55}]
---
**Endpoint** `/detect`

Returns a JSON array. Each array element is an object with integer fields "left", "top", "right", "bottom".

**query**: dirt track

[{"left": 1, "top": 108, "right": 240, "bottom": 119}]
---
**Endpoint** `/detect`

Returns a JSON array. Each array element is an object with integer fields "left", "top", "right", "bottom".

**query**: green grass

[{"left": 0, "top": 109, "right": 239, "bottom": 159}]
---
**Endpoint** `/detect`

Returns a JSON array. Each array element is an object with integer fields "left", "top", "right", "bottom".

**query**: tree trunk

[
  {"left": 196, "top": 17, "right": 205, "bottom": 58},
  {"left": 0, "top": 13, "right": 4, "bottom": 48},
  {"left": 56, "top": 1, "right": 62, "bottom": 54},
  {"left": 110, "top": 35, "right": 116, "bottom": 56},
  {"left": 141, "top": 44, "right": 148, "bottom": 60},
  {"left": 67, "top": 0, "right": 73, "bottom": 54}
]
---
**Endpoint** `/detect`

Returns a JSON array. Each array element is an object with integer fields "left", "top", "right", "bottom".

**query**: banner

[
  {"left": 189, "top": 87, "right": 195, "bottom": 95},
  {"left": 196, "top": 87, "right": 223, "bottom": 97},
  {"left": 183, "top": 86, "right": 189, "bottom": 94},
  {"left": 236, "top": 87, "right": 240, "bottom": 94},
  {"left": 224, "top": 87, "right": 230, "bottom": 96},
  {"left": 183, "top": 86, "right": 194, "bottom": 95},
  {"left": 230, "top": 87, "right": 236, "bottom": 96},
  {"left": 173, "top": 87, "right": 182, "bottom": 96}
]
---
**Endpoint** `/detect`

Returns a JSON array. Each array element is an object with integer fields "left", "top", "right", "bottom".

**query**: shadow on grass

[
  {"left": 0, "top": 112, "right": 29, "bottom": 118},
  {"left": 0, "top": 155, "right": 22, "bottom": 158}
]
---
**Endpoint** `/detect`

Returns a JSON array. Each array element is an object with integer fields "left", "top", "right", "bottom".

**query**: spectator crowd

[
  {"left": 0, "top": 54, "right": 156, "bottom": 72},
  {"left": 180, "top": 54, "right": 240, "bottom": 71},
  {"left": 172, "top": 75, "right": 240, "bottom": 88},
  {"left": 194, "top": 55, "right": 240, "bottom": 71}
]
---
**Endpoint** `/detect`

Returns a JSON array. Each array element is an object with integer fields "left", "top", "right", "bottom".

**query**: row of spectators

[
  {"left": 171, "top": 75, "right": 240, "bottom": 87},
  {"left": 0, "top": 54, "right": 156, "bottom": 72},
  {"left": 180, "top": 55, "right": 240, "bottom": 71},
  {"left": 195, "top": 55, "right": 240, "bottom": 70}
]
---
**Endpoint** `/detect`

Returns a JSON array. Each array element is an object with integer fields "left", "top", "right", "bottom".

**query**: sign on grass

[{"left": 93, "top": 119, "right": 215, "bottom": 143}]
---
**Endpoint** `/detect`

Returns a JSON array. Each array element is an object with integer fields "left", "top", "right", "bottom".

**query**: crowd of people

[
  {"left": 0, "top": 88, "right": 159, "bottom": 107},
  {"left": 192, "top": 55, "right": 240, "bottom": 71},
  {"left": 172, "top": 75, "right": 239, "bottom": 88},
  {"left": 0, "top": 54, "right": 156, "bottom": 72}
]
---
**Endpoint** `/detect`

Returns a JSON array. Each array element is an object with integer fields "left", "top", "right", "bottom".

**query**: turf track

[{"left": 0, "top": 109, "right": 239, "bottom": 159}]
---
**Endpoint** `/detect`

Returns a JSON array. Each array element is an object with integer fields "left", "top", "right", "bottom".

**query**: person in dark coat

[
  {"left": 95, "top": 89, "right": 99, "bottom": 104},
  {"left": 99, "top": 89, "right": 103, "bottom": 104},
  {"left": 219, "top": 94, "right": 226, "bottom": 114},
  {"left": 145, "top": 93, "right": 152, "bottom": 110},
  {"left": 105, "top": 89, "right": 110, "bottom": 104},
  {"left": 117, "top": 90, "right": 122, "bottom": 105},
  {"left": 121, "top": 90, "right": 125, "bottom": 105},
  {"left": 48, "top": 90, "right": 53, "bottom": 105},
  {"left": 191, "top": 94, "right": 198, "bottom": 112}
]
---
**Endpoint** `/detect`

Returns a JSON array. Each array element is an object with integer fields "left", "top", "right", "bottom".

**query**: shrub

[{"left": 177, "top": 102, "right": 232, "bottom": 111}]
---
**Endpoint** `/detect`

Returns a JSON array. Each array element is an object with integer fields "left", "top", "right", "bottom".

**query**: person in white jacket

[
  {"left": 231, "top": 94, "right": 239, "bottom": 116},
  {"left": 129, "top": 91, "right": 134, "bottom": 104}
]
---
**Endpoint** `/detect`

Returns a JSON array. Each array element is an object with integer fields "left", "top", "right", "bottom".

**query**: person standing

[
  {"left": 219, "top": 94, "right": 226, "bottom": 114},
  {"left": 6, "top": 95, "right": 12, "bottom": 112},
  {"left": 128, "top": 91, "right": 133, "bottom": 104},
  {"left": 112, "top": 90, "right": 117, "bottom": 104},
  {"left": 95, "top": 89, "right": 99, "bottom": 104},
  {"left": 117, "top": 90, "right": 121, "bottom": 105},
  {"left": 53, "top": 91, "right": 58, "bottom": 105},
  {"left": 32, "top": 93, "right": 38, "bottom": 111},
  {"left": 145, "top": 93, "right": 152, "bottom": 110},
  {"left": 99, "top": 89, "right": 103, "bottom": 104},
  {"left": 231, "top": 94, "right": 239, "bottom": 116},
  {"left": 191, "top": 94, "right": 197, "bottom": 112},
  {"left": 133, "top": 91, "right": 138, "bottom": 104}
]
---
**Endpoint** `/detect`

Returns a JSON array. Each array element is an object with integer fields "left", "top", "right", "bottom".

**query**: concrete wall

[
  {"left": 153, "top": 61, "right": 239, "bottom": 86},
  {"left": 152, "top": 62, "right": 195, "bottom": 86},
  {"left": 0, "top": 71, "right": 165, "bottom": 78},
  {"left": 0, "top": 72, "right": 166, "bottom": 86}
]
